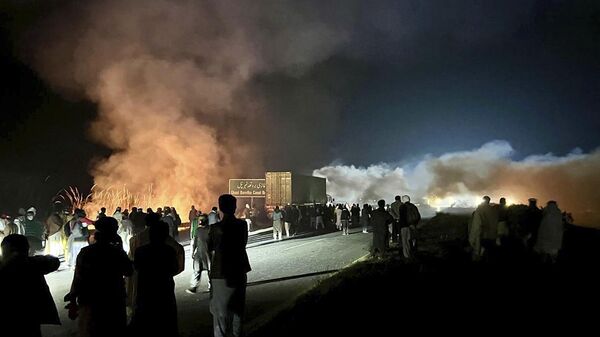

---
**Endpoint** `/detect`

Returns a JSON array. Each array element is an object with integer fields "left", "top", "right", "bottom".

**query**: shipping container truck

[{"left": 265, "top": 172, "right": 326, "bottom": 207}]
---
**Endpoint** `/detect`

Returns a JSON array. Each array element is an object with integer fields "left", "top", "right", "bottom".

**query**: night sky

[{"left": 1, "top": 0, "right": 599, "bottom": 214}]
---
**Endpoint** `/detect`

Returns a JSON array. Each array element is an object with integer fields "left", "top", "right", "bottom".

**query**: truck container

[{"left": 265, "top": 172, "right": 326, "bottom": 207}]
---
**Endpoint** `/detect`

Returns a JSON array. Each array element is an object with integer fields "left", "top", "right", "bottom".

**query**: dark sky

[
  {"left": 332, "top": 0, "right": 600, "bottom": 164},
  {"left": 1, "top": 0, "right": 599, "bottom": 213}
]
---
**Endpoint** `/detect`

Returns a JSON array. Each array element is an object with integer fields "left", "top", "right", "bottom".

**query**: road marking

[{"left": 282, "top": 238, "right": 325, "bottom": 251}]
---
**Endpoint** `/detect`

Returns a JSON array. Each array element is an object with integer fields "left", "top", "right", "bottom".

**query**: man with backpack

[{"left": 399, "top": 195, "right": 421, "bottom": 259}]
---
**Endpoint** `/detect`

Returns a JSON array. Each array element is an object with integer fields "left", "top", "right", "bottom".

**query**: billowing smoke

[
  {"left": 20, "top": 0, "right": 555, "bottom": 214},
  {"left": 25, "top": 0, "right": 356, "bottom": 211},
  {"left": 315, "top": 141, "right": 600, "bottom": 226}
]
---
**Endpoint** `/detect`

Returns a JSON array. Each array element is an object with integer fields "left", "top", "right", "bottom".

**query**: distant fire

[
  {"left": 55, "top": 184, "right": 190, "bottom": 216},
  {"left": 423, "top": 194, "right": 521, "bottom": 211}
]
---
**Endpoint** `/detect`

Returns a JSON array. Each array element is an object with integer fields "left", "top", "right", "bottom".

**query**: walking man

[
  {"left": 187, "top": 210, "right": 211, "bottom": 294},
  {"left": 208, "top": 194, "right": 251, "bottom": 337}
]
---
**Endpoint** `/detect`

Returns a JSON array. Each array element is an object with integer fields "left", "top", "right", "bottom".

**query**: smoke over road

[{"left": 315, "top": 141, "right": 600, "bottom": 226}]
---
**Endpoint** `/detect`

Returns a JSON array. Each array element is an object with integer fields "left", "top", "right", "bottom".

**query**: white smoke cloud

[{"left": 315, "top": 140, "right": 600, "bottom": 226}]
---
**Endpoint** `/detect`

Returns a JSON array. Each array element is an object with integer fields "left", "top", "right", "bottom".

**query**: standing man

[
  {"left": 187, "top": 209, "right": 212, "bottom": 294},
  {"left": 162, "top": 207, "right": 177, "bottom": 239},
  {"left": 292, "top": 205, "right": 302, "bottom": 236},
  {"left": 0, "top": 234, "right": 61, "bottom": 336},
  {"left": 522, "top": 198, "right": 543, "bottom": 250},
  {"left": 335, "top": 205, "right": 343, "bottom": 231},
  {"left": 496, "top": 197, "right": 509, "bottom": 245},
  {"left": 189, "top": 205, "right": 199, "bottom": 228},
  {"left": 208, "top": 207, "right": 221, "bottom": 226},
  {"left": 208, "top": 194, "right": 251, "bottom": 337},
  {"left": 389, "top": 196, "right": 402, "bottom": 244},
  {"left": 284, "top": 204, "right": 293, "bottom": 238},
  {"left": 399, "top": 195, "right": 421, "bottom": 259},
  {"left": 23, "top": 208, "right": 45, "bottom": 255},
  {"left": 315, "top": 204, "right": 325, "bottom": 230},
  {"left": 127, "top": 213, "right": 185, "bottom": 320},
  {"left": 469, "top": 196, "right": 499, "bottom": 259},
  {"left": 351, "top": 204, "right": 360, "bottom": 229},
  {"left": 534, "top": 201, "right": 564, "bottom": 262},
  {"left": 309, "top": 206, "right": 317, "bottom": 229},
  {"left": 360, "top": 204, "right": 371, "bottom": 233},
  {"left": 371, "top": 200, "right": 394, "bottom": 257},
  {"left": 66, "top": 218, "right": 133, "bottom": 337},
  {"left": 113, "top": 207, "right": 123, "bottom": 224},
  {"left": 45, "top": 206, "right": 66, "bottom": 257},
  {"left": 271, "top": 206, "right": 284, "bottom": 241},
  {"left": 241, "top": 204, "right": 252, "bottom": 232},
  {"left": 341, "top": 206, "right": 351, "bottom": 236},
  {"left": 96, "top": 207, "right": 107, "bottom": 221}
]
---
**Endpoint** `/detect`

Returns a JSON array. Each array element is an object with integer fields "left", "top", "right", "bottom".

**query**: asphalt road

[{"left": 41, "top": 227, "right": 371, "bottom": 337}]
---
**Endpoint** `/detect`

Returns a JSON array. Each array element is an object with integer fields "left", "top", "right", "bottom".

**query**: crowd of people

[
  {"left": 268, "top": 196, "right": 422, "bottom": 259},
  {"left": 0, "top": 195, "right": 252, "bottom": 337},
  {"left": 0, "top": 204, "right": 185, "bottom": 262},
  {"left": 468, "top": 196, "right": 571, "bottom": 263},
  {"left": 0, "top": 192, "right": 580, "bottom": 336}
]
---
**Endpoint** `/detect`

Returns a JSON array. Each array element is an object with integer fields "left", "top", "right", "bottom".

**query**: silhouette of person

[
  {"left": 389, "top": 196, "right": 402, "bottom": 243},
  {"left": 360, "top": 204, "right": 370, "bottom": 233},
  {"left": 23, "top": 209, "right": 45, "bottom": 255},
  {"left": 209, "top": 194, "right": 251, "bottom": 337},
  {"left": 189, "top": 205, "right": 199, "bottom": 226},
  {"left": 66, "top": 217, "right": 133, "bottom": 337},
  {"left": 399, "top": 195, "right": 421, "bottom": 259},
  {"left": 131, "top": 221, "right": 179, "bottom": 337},
  {"left": 188, "top": 209, "right": 212, "bottom": 294},
  {"left": 96, "top": 207, "right": 107, "bottom": 221},
  {"left": 469, "top": 196, "right": 499, "bottom": 259},
  {"left": 0, "top": 234, "right": 60, "bottom": 337},
  {"left": 535, "top": 201, "right": 564, "bottom": 262},
  {"left": 522, "top": 198, "right": 543, "bottom": 249},
  {"left": 351, "top": 204, "right": 360, "bottom": 228},
  {"left": 341, "top": 205, "right": 351, "bottom": 235},
  {"left": 127, "top": 213, "right": 184, "bottom": 318},
  {"left": 370, "top": 200, "right": 393, "bottom": 257}
]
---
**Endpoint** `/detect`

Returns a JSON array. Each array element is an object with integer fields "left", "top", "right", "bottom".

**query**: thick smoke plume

[
  {"left": 27, "top": 0, "right": 356, "bottom": 211},
  {"left": 24, "top": 0, "right": 571, "bottom": 216},
  {"left": 315, "top": 141, "right": 600, "bottom": 226}
]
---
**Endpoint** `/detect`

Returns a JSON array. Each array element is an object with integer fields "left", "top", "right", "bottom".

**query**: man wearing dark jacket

[
  {"left": 522, "top": 198, "right": 543, "bottom": 249},
  {"left": 389, "top": 196, "right": 402, "bottom": 243},
  {"left": 371, "top": 200, "right": 394, "bottom": 257},
  {"left": 67, "top": 217, "right": 133, "bottom": 337},
  {"left": 399, "top": 195, "right": 421, "bottom": 259},
  {"left": 208, "top": 194, "right": 252, "bottom": 337},
  {"left": 0, "top": 234, "right": 61, "bottom": 337}
]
